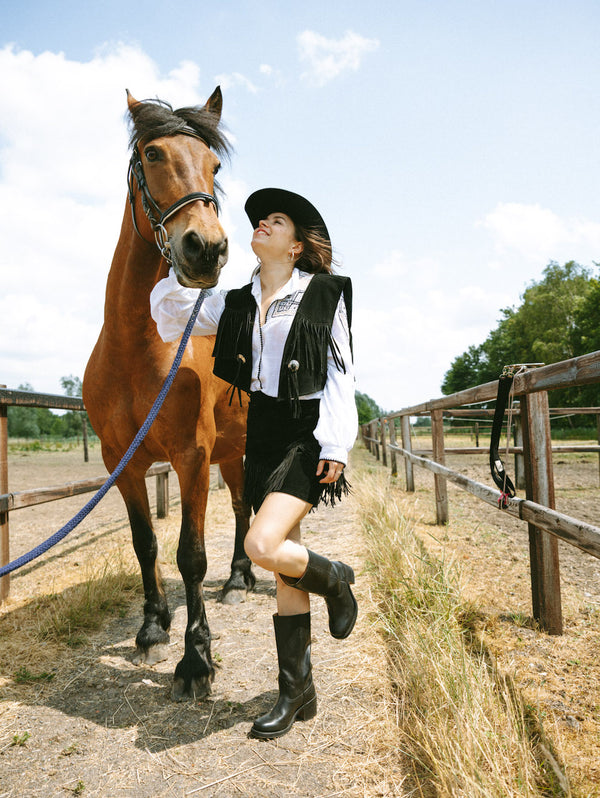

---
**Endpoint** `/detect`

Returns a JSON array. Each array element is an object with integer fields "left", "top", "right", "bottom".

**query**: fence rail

[{"left": 362, "top": 350, "right": 600, "bottom": 636}]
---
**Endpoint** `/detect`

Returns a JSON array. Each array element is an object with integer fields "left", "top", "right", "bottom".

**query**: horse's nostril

[{"left": 182, "top": 230, "right": 204, "bottom": 261}]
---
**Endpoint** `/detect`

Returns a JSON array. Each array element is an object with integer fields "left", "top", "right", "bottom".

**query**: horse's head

[{"left": 127, "top": 88, "right": 230, "bottom": 289}]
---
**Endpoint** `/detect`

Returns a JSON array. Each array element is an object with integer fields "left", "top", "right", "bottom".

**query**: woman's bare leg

[{"left": 244, "top": 492, "right": 312, "bottom": 615}]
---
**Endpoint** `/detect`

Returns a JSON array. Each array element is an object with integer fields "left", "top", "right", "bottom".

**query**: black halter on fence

[
  {"left": 489, "top": 363, "right": 543, "bottom": 507},
  {"left": 489, "top": 367, "right": 517, "bottom": 508}
]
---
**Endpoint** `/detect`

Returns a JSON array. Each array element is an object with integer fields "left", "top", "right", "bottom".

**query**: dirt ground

[
  {"left": 0, "top": 445, "right": 404, "bottom": 798},
  {"left": 1, "top": 442, "right": 599, "bottom": 796}
]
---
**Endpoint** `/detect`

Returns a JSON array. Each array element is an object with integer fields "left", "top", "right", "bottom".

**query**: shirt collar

[{"left": 251, "top": 267, "right": 310, "bottom": 303}]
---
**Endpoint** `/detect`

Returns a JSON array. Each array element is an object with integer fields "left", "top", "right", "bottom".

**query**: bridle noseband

[{"left": 127, "top": 127, "right": 220, "bottom": 264}]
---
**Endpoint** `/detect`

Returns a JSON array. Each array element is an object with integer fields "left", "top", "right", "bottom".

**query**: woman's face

[{"left": 250, "top": 211, "right": 303, "bottom": 263}]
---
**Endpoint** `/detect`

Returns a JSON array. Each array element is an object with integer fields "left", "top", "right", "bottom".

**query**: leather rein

[{"left": 127, "top": 127, "right": 220, "bottom": 265}]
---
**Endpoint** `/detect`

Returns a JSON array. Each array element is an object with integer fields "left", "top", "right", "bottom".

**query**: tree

[
  {"left": 572, "top": 275, "right": 600, "bottom": 356},
  {"left": 441, "top": 344, "right": 485, "bottom": 394},
  {"left": 60, "top": 375, "right": 83, "bottom": 397},
  {"left": 355, "top": 391, "right": 383, "bottom": 425},
  {"left": 6, "top": 383, "right": 57, "bottom": 437},
  {"left": 442, "top": 261, "right": 595, "bottom": 403},
  {"left": 569, "top": 274, "right": 600, "bottom": 405},
  {"left": 59, "top": 375, "right": 88, "bottom": 439},
  {"left": 7, "top": 376, "right": 92, "bottom": 440}
]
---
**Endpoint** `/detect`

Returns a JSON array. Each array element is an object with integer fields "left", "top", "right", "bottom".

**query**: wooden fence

[
  {"left": 361, "top": 351, "right": 600, "bottom": 635},
  {"left": 0, "top": 387, "right": 172, "bottom": 602}
]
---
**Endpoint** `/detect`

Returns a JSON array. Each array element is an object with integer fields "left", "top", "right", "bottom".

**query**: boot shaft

[{"left": 273, "top": 612, "right": 312, "bottom": 690}]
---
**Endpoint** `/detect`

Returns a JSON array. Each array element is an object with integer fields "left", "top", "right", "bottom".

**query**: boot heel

[
  {"left": 298, "top": 694, "right": 317, "bottom": 721},
  {"left": 336, "top": 561, "right": 355, "bottom": 584}
]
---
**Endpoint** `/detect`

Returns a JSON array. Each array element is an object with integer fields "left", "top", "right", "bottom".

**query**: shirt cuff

[{"left": 319, "top": 446, "right": 348, "bottom": 465}]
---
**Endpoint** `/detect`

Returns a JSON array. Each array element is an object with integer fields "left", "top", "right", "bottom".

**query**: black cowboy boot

[
  {"left": 250, "top": 612, "right": 317, "bottom": 740},
  {"left": 280, "top": 550, "right": 358, "bottom": 639}
]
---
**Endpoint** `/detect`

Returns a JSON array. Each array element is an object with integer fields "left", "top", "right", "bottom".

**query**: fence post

[
  {"left": 82, "top": 414, "right": 89, "bottom": 463},
  {"left": 380, "top": 418, "right": 388, "bottom": 468},
  {"left": 388, "top": 418, "right": 398, "bottom": 477},
  {"left": 597, "top": 414, "right": 600, "bottom": 488},
  {"left": 431, "top": 409, "right": 448, "bottom": 524},
  {"left": 400, "top": 414, "right": 414, "bottom": 491},
  {"left": 0, "top": 385, "right": 9, "bottom": 601},
  {"left": 475, "top": 421, "right": 480, "bottom": 448},
  {"left": 513, "top": 405, "right": 526, "bottom": 490},
  {"left": 156, "top": 470, "right": 169, "bottom": 519},
  {"left": 371, "top": 421, "right": 380, "bottom": 461},
  {"left": 520, "top": 389, "right": 562, "bottom": 635}
]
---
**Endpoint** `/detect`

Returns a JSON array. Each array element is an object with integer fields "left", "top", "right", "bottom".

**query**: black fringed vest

[{"left": 212, "top": 273, "right": 353, "bottom": 408}]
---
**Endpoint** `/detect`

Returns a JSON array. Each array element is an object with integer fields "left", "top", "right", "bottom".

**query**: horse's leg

[
  {"left": 219, "top": 456, "right": 256, "bottom": 604},
  {"left": 117, "top": 470, "right": 172, "bottom": 665},
  {"left": 172, "top": 448, "right": 214, "bottom": 701}
]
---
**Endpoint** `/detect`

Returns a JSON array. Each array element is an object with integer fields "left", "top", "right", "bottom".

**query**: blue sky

[{"left": 1, "top": 1, "right": 599, "bottom": 410}]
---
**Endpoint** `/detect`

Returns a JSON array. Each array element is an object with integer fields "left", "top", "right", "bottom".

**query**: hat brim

[{"left": 244, "top": 188, "right": 330, "bottom": 243}]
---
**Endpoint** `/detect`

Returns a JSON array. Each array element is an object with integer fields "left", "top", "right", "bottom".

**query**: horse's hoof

[
  {"left": 133, "top": 643, "right": 169, "bottom": 666},
  {"left": 220, "top": 588, "right": 247, "bottom": 605},
  {"left": 171, "top": 675, "right": 212, "bottom": 702}
]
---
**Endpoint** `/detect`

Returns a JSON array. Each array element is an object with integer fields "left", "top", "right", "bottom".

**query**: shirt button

[{"left": 288, "top": 359, "right": 300, "bottom": 372}]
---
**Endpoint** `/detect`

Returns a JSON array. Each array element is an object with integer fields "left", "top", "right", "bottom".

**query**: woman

[{"left": 150, "top": 187, "right": 358, "bottom": 739}]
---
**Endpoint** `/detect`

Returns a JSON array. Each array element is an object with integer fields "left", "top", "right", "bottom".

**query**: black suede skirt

[{"left": 243, "top": 391, "right": 350, "bottom": 514}]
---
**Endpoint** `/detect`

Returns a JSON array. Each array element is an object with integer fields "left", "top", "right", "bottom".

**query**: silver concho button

[{"left": 287, "top": 359, "right": 300, "bottom": 372}]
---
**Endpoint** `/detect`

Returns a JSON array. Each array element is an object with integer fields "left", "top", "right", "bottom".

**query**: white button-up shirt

[{"left": 150, "top": 267, "right": 358, "bottom": 464}]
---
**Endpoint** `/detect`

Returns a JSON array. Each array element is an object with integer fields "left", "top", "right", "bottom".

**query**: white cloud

[
  {"left": 481, "top": 202, "right": 600, "bottom": 267},
  {"left": 213, "top": 71, "right": 258, "bottom": 94},
  {"left": 297, "top": 29, "right": 379, "bottom": 87},
  {"left": 353, "top": 247, "right": 514, "bottom": 410}
]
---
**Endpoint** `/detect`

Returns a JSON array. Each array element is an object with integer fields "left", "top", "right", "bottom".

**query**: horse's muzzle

[{"left": 173, "top": 232, "right": 229, "bottom": 288}]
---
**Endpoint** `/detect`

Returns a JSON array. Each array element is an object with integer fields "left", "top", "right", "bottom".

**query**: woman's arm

[
  {"left": 313, "top": 294, "right": 358, "bottom": 475},
  {"left": 150, "top": 267, "right": 226, "bottom": 342}
]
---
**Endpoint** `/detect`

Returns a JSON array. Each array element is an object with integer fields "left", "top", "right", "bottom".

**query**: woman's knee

[{"left": 244, "top": 527, "right": 276, "bottom": 570}]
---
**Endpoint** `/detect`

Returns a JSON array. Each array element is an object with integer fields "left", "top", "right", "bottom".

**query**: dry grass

[
  {"left": 353, "top": 460, "right": 568, "bottom": 797},
  {"left": 0, "top": 547, "right": 143, "bottom": 681}
]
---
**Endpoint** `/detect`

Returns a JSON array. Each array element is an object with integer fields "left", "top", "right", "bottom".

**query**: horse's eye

[
  {"left": 213, "top": 163, "right": 221, "bottom": 176},
  {"left": 145, "top": 147, "right": 159, "bottom": 162}
]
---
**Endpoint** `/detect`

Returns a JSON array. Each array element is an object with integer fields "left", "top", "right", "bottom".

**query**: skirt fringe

[{"left": 244, "top": 442, "right": 351, "bottom": 513}]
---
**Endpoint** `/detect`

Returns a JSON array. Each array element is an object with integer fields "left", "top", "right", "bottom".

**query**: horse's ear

[
  {"left": 126, "top": 89, "right": 140, "bottom": 111},
  {"left": 203, "top": 86, "right": 223, "bottom": 121}
]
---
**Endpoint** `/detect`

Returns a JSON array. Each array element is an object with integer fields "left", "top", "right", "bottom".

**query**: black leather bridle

[{"left": 127, "top": 127, "right": 220, "bottom": 264}]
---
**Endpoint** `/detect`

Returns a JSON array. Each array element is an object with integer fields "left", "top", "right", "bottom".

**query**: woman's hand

[{"left": 316, "top": 459, "right": 345, "bottom": 484}]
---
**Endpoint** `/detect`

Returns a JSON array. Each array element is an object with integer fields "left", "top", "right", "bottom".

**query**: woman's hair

[{"left": 294, "top": 224, "right": 339, "bottom": 274}]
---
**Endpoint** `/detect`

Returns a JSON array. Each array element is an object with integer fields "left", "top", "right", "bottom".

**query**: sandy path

[{"left": 0, "top": 447, "right": 403, "bottom": 797}]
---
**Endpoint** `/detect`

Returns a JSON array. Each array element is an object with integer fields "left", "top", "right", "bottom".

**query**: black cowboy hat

[{"left": 244, "top": 188, "right": 330, "bottom": 243}]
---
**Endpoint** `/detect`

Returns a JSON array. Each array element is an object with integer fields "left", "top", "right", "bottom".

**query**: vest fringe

[{"left": 281, "top": 316, "right": 347, "bottom": 412}]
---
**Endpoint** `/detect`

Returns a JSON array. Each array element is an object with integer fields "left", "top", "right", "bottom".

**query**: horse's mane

[{"left": 127, "top": 98, "right": 231, "bottom": 159}]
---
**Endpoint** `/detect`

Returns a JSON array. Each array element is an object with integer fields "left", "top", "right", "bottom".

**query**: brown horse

[{"left": 83, "top": 88, "right": 254, "bottom": 701}]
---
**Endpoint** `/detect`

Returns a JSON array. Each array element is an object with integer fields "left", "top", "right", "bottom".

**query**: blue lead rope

[{"left": 0, "top": 290, "right": 208, "bottom": 579}]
